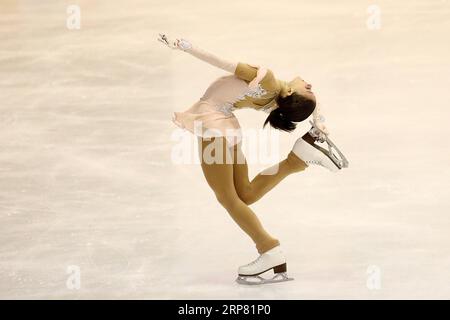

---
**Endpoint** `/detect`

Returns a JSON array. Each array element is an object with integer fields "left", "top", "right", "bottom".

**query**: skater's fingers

[
  {"left": 320, "top": 126, "right": 330, "bottom": 136},
  {"left": 315, "top": 122, "right": 328, "bottom": 134},
  {"left": 157, "top": 34, "right": 169, "bottom": 44},
  {"left": 158, "top": 33, "right": 168, "bottom": 42},
  {"left": 158, "top": 37, "right": 179, "bottom": 50}
]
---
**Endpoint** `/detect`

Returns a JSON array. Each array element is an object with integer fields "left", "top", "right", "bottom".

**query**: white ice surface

[{"left": 1, "top": 0, "right": 449, "bottom": 299}]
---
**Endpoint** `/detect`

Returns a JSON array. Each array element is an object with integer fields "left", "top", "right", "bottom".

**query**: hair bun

[{"left": 263, "top": 92, "right": 316, "bottom": 132}]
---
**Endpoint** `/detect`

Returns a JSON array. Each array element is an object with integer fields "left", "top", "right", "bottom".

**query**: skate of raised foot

[
  {"left": 236, "top": 246, "right": 294, "bottom": 285},
  {"left": 292, "top": 121, "right": 349, "bottom": 172}
]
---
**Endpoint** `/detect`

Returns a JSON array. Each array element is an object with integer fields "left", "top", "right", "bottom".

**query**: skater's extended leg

[
  {"left": 232, "top": 142, "right": 307, "bottom": 205},
  {"left": 198, "top": 137, "right": 280, "bottom": 254}
]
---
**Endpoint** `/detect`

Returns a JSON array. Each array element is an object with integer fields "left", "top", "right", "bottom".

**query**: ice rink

[{"left": 1, "top": 0, "right": 449, "bottom": 299}]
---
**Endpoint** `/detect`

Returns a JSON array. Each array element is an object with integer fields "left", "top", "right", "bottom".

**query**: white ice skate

[
  {"left": 236, "top": 246, "right": 294, "bottom": 285},
  {"left": 292, "top": 121, "right": 349, "bottom": 172}
]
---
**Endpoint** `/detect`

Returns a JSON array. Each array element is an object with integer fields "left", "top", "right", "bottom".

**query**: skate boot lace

[
  {"left": 306, "top": 160, "right": 324, "bottom": 167},
  {"left": 246, "top": 255, "right": 263, "bottom": 267}
]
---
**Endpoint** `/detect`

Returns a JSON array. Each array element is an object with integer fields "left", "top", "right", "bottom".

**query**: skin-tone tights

[{"left": 198, "top": 137, "right": 307, "bottom": 254}]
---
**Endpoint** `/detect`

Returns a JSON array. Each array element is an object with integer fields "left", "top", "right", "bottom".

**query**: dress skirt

[{"left": 172, "top": 74, "right": 251, "bottom": 147}]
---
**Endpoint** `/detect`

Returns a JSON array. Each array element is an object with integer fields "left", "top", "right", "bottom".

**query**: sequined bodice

[{"left": 199, "top": 75, "right": 278, "bottom": 116}]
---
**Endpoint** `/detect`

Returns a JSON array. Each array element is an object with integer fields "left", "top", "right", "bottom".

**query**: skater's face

[{"left": 288, "top": 76, "right": 316, "bottom": 102}]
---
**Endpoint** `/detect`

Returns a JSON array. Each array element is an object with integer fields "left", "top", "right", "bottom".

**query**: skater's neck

[{"left": 277, "top": 79, "right": 289, "bottom": 97}]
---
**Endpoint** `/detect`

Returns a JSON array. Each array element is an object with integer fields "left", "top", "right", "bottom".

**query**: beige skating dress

[{"left": 172, "top": 62, "right": 282, "bottom": 146}]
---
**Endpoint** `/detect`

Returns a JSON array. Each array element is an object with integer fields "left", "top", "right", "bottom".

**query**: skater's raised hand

[
  {"left": 157, "top": 33, "right": 179, "bottom": 49},
  {"left": 157, "top": 33, "right": 192, "bottom": 51},
  {"left": 314, "top": 121, "right": 330, "bottom": 136}
]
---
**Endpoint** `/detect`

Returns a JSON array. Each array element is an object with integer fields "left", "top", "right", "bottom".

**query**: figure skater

[{"left": 158, "top": 34, "right": 348, "bottom": 285}]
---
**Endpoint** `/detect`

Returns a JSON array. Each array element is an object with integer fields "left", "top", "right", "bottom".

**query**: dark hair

[{"left": 263, "top": 93, "right": 316, "bottom": 132}]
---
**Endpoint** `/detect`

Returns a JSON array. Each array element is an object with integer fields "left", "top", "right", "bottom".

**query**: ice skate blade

[
  {"left": 236, "top": 272, "right": 294, "bottom": 285},
  {"left": 308, "top": 121, "right": 349, "bottom": 169}
]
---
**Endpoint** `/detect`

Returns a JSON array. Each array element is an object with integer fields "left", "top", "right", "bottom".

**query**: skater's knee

[
  {"left": 236, "top": 187, "right": 257, "bottom": 205},
  {"left": 286, "top": 151, "right": 307, "bottom": 173}
]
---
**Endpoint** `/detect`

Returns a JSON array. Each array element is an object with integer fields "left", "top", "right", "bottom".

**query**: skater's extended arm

[
  {"left": 158, "top": 34, "right": 276, "bottom": 90},
  {"left": 158, "top": 34, "right": 237, "bottom": 73}
]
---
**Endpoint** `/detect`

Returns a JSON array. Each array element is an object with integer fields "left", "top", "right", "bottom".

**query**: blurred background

[{"left": 0, "top": 0, "right": 449, "bottom": 299}]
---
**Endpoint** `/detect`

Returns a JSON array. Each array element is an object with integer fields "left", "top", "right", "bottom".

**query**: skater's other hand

[{"left": 314, "top": 121, "right": 330, "bottom": 136}]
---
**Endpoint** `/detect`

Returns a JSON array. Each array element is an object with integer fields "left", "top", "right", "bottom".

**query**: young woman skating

[{"left": 158, "top": 34, "right": 348, "bottom": 284}]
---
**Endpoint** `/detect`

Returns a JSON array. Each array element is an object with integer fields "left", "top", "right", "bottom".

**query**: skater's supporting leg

[
  {"left": 232, "top": 142, "right": 307, "bottom": 205},
  {"left": 198, "top": 137, "right": 280, "bottom": 254}
]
